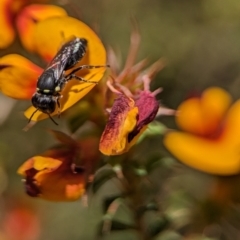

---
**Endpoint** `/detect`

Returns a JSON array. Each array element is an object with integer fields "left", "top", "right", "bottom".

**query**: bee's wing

[
  {"left": 46, "top": 45, "right": 74, "bottom": 81},
  {"left": 49, "top": 59, "right": 68, "bottom": 81}
]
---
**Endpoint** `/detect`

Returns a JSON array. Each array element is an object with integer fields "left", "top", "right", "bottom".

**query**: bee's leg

[
  {"left": 47, "top": 114, "right": 58, "bottom": 125},
  {"left": 65, "top": 64, "right": 110, "bottom": 83},
  {"left": 65, "top": 74, "right": 98, "bottom": 84},
  {"left": 56, "top": 96, "right": 61, "bottom": 118},
  {"left": 66, "top": 64, "right": 110, "bottom": 76}
]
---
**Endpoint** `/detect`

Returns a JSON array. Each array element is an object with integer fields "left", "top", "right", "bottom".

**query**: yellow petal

[
  {"left": 24, "top": 16, "right": 107, "bottom": 122},
  {"left": 17, "top": 156, "right": 62, "bottom": 175},
  {"left": 164, "top": 132, "right": 240, "bottom": 175},
  {"left": 16, "top": 4, "right": 67, "bottom": 52},
  {"left": 177, "top": 87, "right": 232, "bottom": 136},
  {"left": 17, "top": 158, "right": 34, "bottom": 176},
  {"left": 126, "top": 125, "right": 148, "bottom": 150},
  {"left": 32, "top": 156, "right": 62, "bottom": 171},
  {"left": 99, "top": 95, "right": 138, "bottom": 155},
  {"left": 32, "top": 16, "right": 106, "bottom": 64},
  {"left": 164, "top": 100, "right": 240, "bottom": 175},
  {"left": 0, "top": 54, "right": 42, "bottom": 99},
  {"left": 0, "top": 0, "right": 15, "bottom": 48}
]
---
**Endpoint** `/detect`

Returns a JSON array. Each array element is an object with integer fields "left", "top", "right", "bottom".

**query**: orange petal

[
  {"left": 24, "top": 16, "right": 107, "bottom": 122},
  {"left": 99, "top": 94, "right": 138, "bottom": 155},
  {"left": 18, "top": 156, "right": 86, "bottom": 201},
  {"left": 177, "top": 87, "right": 232, "bottom": 136},
  {"left": 36, "top": 168, "right": 85, "bottom": 201},
  {"left": 16, "top": 4, "right": 67, "bottom": 52},
  {"left": 0, "top": 0, "right": 15, "bottom": 48},
  {"left": 0, "top": 54, "right": 42, "bottom": 99},
  {"left": 221, "top": 100, "right": 240, "bottom": 145},
  {"left": 164, "top": 100, "right": 240, "bottom": 175}
]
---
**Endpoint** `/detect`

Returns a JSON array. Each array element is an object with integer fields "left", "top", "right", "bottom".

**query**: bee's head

[{"left": 31, "top": 92, "right": 56, "bottom": 114}]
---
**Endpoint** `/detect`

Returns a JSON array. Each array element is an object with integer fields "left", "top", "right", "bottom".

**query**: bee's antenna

[
  {"left": 29, "top": 109, "right": 58, "bottom": 125},
  {"left": 48, "top": 114, "right": 58, "bottom": 125},
  {"left": 29, "top": 109, "right": 39, "bottom": 122}
]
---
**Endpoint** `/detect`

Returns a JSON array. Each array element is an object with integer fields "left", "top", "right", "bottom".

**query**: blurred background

[{"left": 1, "top": 0, "right": 240, "bottom": 239}]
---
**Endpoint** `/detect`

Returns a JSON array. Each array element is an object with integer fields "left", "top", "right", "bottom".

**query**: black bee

[{"left": 30, "top": 37, "right": 109, "bottom": 124}]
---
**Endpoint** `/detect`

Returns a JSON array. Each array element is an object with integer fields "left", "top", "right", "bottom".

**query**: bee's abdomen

[{"left": 64, "top": 38, "right": 87, "bottom": 70}]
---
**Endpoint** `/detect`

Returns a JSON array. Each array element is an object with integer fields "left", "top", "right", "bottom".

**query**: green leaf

[
  {"left": 155, "top": 230, "right": 183, "bottom": 240},
  {"left": 141, "top": 209, "right": 170, "bottom": 238},
  {"left": 145, "top": 156, "right": 163, "bottom": 173},
  {"left": 97, "top": 230, "right": 139, "bottom": 240},
  {"left": 134, "top": 167, "right": 148, "bottom": 176},
  {"left": 92, "top": 166, "right": 117, "bottom": 194},
  {"left": 146, "top": 216, "right": 170, "bottom": 237},
  {"left": 137, "top": 121, "right": 168, "bottom": 144},
  {"left": 100, "top": 198, "right": 136, "bottom": 234},
  {"left": 47, "top": 129, "right": 77, "bottom": 146},
  {"left": 106, "top": 198, "right": 135, "bottom": 227},
  {"left": 145, "top": 202, "right": 159, "bottom": 211}
]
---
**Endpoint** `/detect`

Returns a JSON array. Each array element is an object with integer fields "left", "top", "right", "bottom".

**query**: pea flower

[
  {"left": 0, "top": 1, "right": 66, "bottom": 49},
  {"left": 17, "top": 130, "right": 100, "bottom": 201},
  {"left": 99, "top": 28, "right": 171, "bottom": 156},
  {"left": 163, "top": 87, "right": 240, "bottom": 175},
  {"left": 0, "top": 15, "right": 107, "bottom": 125},
  {"left": 99, "top": 78, "right": 160, "bottom": 156}
]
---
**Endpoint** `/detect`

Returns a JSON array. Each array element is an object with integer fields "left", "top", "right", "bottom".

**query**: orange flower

[
  {"left": 99, "top": 27, "right": 170, "bottom": 156},
  {"left": 99, "top": 94, "right": 139, "bottom": 155},
  {"left": 17, "top": 130, "right": 99, "bottom": 201},
  {"left": 0, "top": 1, "right": 66, "bottom": 48},
  {"left": 99, "top": 77, "right": 160, "bottom": 156},
  {"left": 18, "top": 155, "right": 86, "bottom": 201},
  {"left": 163, "top": 87, "right": 240, "bottom": 175},
  {"left": 0, "top": 16, "right": 107, "bottom": 125}
]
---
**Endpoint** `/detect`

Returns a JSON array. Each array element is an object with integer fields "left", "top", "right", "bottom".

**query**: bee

[{"left": 30, "top": 37, "right": 109, "bottom": 124}]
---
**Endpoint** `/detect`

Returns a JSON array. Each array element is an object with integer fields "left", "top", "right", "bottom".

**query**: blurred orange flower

[
  {"left": 0, "top": 1, "right": 66, "bottom": 48},
  {"left": 16, "top": 4, "right": 67, "bottom": 52},
  {"left": 0, "top": 16, "right": 107, "bottom": 124},
  {"left": 3, "top": 203, "right": 40, "bottom": 240},
  {"left": 17, "top": 130, "right": 99, "bottom": 201},
  {"left": 163, "top": 87, "right": 240, "bottom": 175}
]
